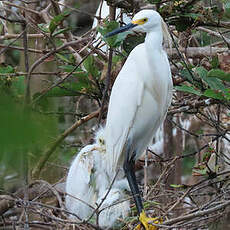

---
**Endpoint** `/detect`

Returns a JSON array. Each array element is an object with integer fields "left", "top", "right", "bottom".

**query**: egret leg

[
  {"left": 123, "top": 144, "right": 161, "bottom": 230},
  {"left": 123, "top": 151, "right": 143, "bottom": 214}
]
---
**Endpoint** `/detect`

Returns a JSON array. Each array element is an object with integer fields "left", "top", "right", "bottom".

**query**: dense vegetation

[{"left": 0, "top": 0, "right": 229, "bottom": 229}]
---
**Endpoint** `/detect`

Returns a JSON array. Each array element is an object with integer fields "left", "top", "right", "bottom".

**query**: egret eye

[{"left": 143, "top": 18, "right": 148, "bottom": 22}]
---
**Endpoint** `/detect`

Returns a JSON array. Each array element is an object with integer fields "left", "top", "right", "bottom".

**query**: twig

[
  {"left": 0, "top": 72, "right": 61, "bottom": 76},
  {"left": 146, "top": 157, "right": 178, "bottom": 198},
  {"left": 0, "top": 44, "right": 43, "bottom": 54},
  {"left": 22, "top": 21, "right": 30, "bottom": 105},
  {"left": 197, "top": 27, "right": 230, "bottom": 45},
  {"left": 0, "top": 33, "right": 65, "bottom": 39},
  {"left": 163, "top": 200, "right": 230, "bottom": 226},
  {"left": 3, "top": 1, "right": 40, "bottom": 15},
  {"left": 168, "top": 47, "right": 228, "bottom": 59},
  {"left": 21, "top": 19, "right": 30, "bottom": 229}
]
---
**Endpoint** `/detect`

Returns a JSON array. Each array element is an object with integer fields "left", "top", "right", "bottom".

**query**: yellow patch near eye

[{"left": 132, "top": 18, "right": 148, "bottom": 25}]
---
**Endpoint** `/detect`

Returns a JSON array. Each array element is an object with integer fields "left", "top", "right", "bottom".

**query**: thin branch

[
  {"left": 3, "top": 1, "right": 40, "bottom": 15},
  {"left": 0, "top": 33, "right": 65, "bottom": 39},
  {"left": 0, "top": 44, "right": 43, "bottom": 54},
  {"left": 168, "top": 47, "right": 228, "bottom": 59},
  {"left": 196, "top": 27, "right": 230, "bottom": 46},
  {"left": 163, "top": 200, "right": 230, "bottom": 226},
  {"left": 22, "top": 21, "right": 30, "bottom": 105}
]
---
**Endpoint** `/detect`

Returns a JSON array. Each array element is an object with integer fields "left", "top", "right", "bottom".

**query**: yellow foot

[{"left": 134, "top": 211, "right": 162, "bottom": 230}]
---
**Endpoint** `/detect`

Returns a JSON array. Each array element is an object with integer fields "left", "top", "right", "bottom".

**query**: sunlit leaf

[
  {"left": 170, "top": 184, "right": 185, "bottom": 188},
  {"left": 175, "top": 85, "right": 202, "bottom": 96},
  {"left": 59, "top": 65, "right": 82, "bottom": 73},
  {"left": 203, "top": 89, "right": 225, "bottom": 100},
  {"left": 52, "top": 27, "right": 71, "bottom": 37},
  {"left": 207, "top": 69, "right": 230, "bottom": 82},
  {"left": 195, "top": 66, "right": 226, "bottom": 90},
  {"left": 38, "top": 23, "right": 49, "bottom": 33}
]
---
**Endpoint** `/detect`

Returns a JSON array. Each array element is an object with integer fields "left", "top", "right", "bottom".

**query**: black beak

[{"left": 105, "top": 23, "right": 137, "bottom": 38}]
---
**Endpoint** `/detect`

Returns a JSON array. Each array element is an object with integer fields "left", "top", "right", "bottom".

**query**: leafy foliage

[
  {"left": 49, "top": 10, "right": 71, "bottom": 35},
  {"left": 176, "top": 66, "right": 230, "bottom": 101}
]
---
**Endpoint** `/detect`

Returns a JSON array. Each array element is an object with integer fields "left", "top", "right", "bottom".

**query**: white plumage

[
  {"left": 65, "top": 128, "right": 130, "bottom": 228},
  {"left": 105, "top": 10, "right": 173, "bottom": 175}
]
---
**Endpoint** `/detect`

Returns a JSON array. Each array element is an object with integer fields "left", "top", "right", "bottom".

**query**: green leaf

[
  {"left": 45, "top": 78, "right": 90, "bottom": 97},
  {"left": 195, "top": 66, "right": 208, "bottom": 79},
  {"left": 44, "top": 86, "right": 80, "bottom": 97},
  {"left": 180, "top": 69, "right": 194, "bottom": 82},
  {"left": 0, "top": 65, "right": 14, "bottom": 74},
  {"left": 175, "top": 85, "right": 202, "bottom": 96},
  {"left": 56, "top": 53, "right": 73, "bottom": 64},
  {"left": 52, "top": 27, "right": 71, "bottom": 37},
  {"left": 195, "top": 66, "right": 226, "bottom": 90},
  {"left": 170, "top": 184, "right": 184, "bottom": 188},
  {"left": 193, "top": 168, "right": 207, "bottom": 176},
  {"left": 210, "top": 56, "right": 219, "bottom": 69},
  {"left": 203, "top": 89, "right": 225, "bottom": 100},
  {"left": 181, "top": 13, "right": 203, "bottom": 20},
  {"left": 223, "top": 90, "right": 230, "bottom": 100},
  {"left": 207, "top": 69, "right": 230, "bottom": 82},
  {"left": 49, "top": 10, "right": 71, "bottom": 35},
  {"left": 83, "top": 56, "right": 100, "bottom": 78},
  {"left": 59, "top": 65, "right": 82, "bottom": 73},
  {"left": 38, "top": 23, "right": 50, "bottom": 33},
  {"left": 112, "top": 55, "right": 123, "bottom": 64}
]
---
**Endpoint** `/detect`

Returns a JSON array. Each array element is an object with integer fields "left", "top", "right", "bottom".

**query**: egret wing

[{"left": 105, "top": 63, "right": 145, "bottom": 173}]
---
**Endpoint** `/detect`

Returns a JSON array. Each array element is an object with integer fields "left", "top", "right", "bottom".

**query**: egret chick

[
  {"left": 105, "top": 10, "right": 173, "bottom": 229},
  {"left": 65, "top": 128, "right": 130, "bottom": 228}
]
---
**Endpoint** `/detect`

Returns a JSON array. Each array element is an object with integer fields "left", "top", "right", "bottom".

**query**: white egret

[
  {"left": 65, "top": 128, "right": 130, "bottom": 228},
  {"left": 105, "top": 10, "right": 173, "bottom": 229}
]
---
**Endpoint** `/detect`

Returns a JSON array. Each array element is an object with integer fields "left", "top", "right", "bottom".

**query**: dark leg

[{"left": 123, "top": 146, "right": 143, "bottom": 215}]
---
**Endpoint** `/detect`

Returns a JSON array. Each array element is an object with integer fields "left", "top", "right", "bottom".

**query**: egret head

[{"left": 105, "top": 10, "right": 162, "bottom": 37}]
